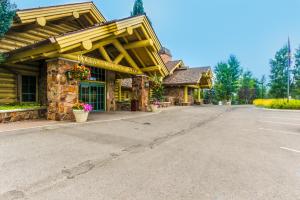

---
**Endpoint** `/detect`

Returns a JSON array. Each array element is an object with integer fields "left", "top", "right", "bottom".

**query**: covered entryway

[{"left": 79, "top": 82, "right": 106, "bottom": 112}]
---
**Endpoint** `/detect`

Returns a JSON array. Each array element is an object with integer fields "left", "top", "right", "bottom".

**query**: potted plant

[
  {"left": 150, "top": 74, "right": 164, "bottom": 112},
  {"left": 150, "top": 101, "right": 160, "bottom": 112},
  {"left": 67, "top": 64, "right": 91, "bottom": 81},
  {"left": 72, "top": 102, "right": 93, "bottom": 123}
]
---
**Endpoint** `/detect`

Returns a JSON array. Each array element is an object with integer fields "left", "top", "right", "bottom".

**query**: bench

[{"left": 160, "top": 102, "right": 171, "bottom": 108}]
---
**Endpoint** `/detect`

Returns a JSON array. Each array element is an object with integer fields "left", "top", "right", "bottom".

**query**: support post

[
  {"left": 198, "top": 88, "right": 201, "bottom": 102},
  {"left": 184, "top": 86, "right": 188, "bottom": 103},
  {"left": 118, "top": 80, "right": 122, "bottom": 102}
]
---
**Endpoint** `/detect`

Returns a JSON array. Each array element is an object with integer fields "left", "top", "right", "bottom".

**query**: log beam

[
  {"left": 99, "top": 46, "right": 112, "bottom": 62},
  {"left": 36, "top": 17, "right": 46, "bottom": 26},
  {"left": 123, "top": 39, "right": 154, "bottom": 50},
  {"left": 141, "top": 65, "right": 160, "bottom": 72},
  {"left": 113, "top": 54, "right": 124, "bottom": 64},
  {"left": 81, "top": 40, "right": 93, "bottom": 50},
  {"left": 112, "top": 40, "right": 142, "bottom": 73},
  {"left": 72, "top": 11, "right": 80, "bottom": 19},
  {"left": 60, "top": 54, "right": 142, "bottom": 75}
]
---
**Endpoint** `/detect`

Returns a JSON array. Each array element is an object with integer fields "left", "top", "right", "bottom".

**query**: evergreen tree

[
  {"left": 269, "top": 45, "right": 289, "bottom": 98},
  {"left": 228, "top": 55, "right": 242, "bottom": 95},
  {"left": 0, "top": 0, "right": 16, "bottom": 62},
  {"left": 131, "top": 0, "right": 145, "bottom": 16},
  {"left": 214, "top": 55, "right": 242, "bottom": 102},
  {"left": 292, "top": 46, "right": 300, "bottom": 98}
]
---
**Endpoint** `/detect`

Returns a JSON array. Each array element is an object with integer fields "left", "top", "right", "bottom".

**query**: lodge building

[{"left": 0, "top": 2, "right": 212, "bottom": 122}]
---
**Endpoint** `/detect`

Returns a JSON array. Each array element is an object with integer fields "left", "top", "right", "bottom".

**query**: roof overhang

[
  {"left": 5, "top": 15, "right": 169, "bottom": 77},
  {"left": 13, "top": 2, "right": 106, "bottom": 27},
  {"left": 163, "top": 67, "right": 213, "bottom": 89},
  {"left": 169, "top": 60, "right": 185, "bottom": 74}
]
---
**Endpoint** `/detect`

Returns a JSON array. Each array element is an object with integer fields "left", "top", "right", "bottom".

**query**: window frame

[{"left": 21, "top": 75, "right": 38, "bottom": 103}]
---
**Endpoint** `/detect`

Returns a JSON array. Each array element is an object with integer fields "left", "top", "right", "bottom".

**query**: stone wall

[
  {"left": 116, "top": 101, "right": 131, "bottom": 111},
  {"left": 164, "top": 86, "right": 194, "bottom": 105},
  {"left": 106, "top": 71, "right": 116, "bottom": 112},
  {"left": 47, "top": 58, "right": 79, "bottom": 121},
  {"left": 0, "top": 108, "right": 47, "bottom": 123}
]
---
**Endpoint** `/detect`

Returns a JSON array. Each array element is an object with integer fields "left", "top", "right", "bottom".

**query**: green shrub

[
  {"left": 253, "top": 99, "right": 300, "bottom": 110},
  {"left": 0, "top": 103, "right": 41, "bottom": 110}
]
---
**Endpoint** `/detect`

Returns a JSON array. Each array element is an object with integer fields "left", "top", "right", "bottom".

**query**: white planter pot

[
  {"left": 150, "top": 104, "right": 158, "bottom": 112},
  {"left": 73, "top": 110, "right": 89, "bottom": 123}
]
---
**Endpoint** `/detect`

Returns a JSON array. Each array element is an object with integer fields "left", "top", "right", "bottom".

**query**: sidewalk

[{"left": 0, "top": 110, "right": 168, "bottom": 134}]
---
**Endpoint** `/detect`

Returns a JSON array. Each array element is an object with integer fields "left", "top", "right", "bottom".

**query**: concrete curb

[
  {"left": 255, "top": 107, "right": 300, "bottom": 112},
  {"left": 0, "top": 110, "right": 162, "bottom": 135}
]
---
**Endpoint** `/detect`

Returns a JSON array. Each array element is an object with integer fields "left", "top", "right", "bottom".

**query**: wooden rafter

[
  {"left": 123, "top": 39, "right": 154, "bottom": 50},
  {"left": 14, "top": 2, "right": 105, "bottom": 26},
  {"left": 112, "top": 40, "right": 142, "bottom": 73},
  {"left": 99, "top": 45, "right": 112, "bottom": 62},
  {"left": 122, "top": 36, "right": 146, "bottom": 69},
  {"left": 113, "top": 54, "right": 124, "bottom": 64},
  {"left": 141, "top": 65, "right": 161, "bottom": 72}
]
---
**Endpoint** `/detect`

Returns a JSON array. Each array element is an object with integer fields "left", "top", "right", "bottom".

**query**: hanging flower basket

[
  {"left": 67, "top": 64, "right": 91, "bottom": 81},
  {"left": 72, "top": 102, "right": 93, "bottom": 123}
]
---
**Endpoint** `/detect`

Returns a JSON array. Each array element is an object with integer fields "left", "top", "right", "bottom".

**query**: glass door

[{"left": 79, "top": 82, "right": 105, "bottom": 112}]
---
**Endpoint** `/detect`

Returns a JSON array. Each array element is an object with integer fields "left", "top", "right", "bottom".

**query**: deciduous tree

[
  {"left": 237, "top": 70, "right": 258, "bottom": 104},
  {"left": 269, "top": 45, "right": 289, "bottom": 98},
  {"left": 0, "top": 0, "right": 16, "bottom": 62}
]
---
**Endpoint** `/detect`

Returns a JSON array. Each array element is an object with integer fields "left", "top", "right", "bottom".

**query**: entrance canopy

[
  {"left": 1, "top": 2, "right": 169, "bottom": 77},
  {"left": 163, "top": 66, "right": 213, "bottom": 89}
]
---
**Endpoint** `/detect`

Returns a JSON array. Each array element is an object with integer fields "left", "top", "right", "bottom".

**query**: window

[
  {"left": 188, "top": 88, "right": 193, "bottom": 96},
  {"left": 89, "top": 67, "right": 105, "bottom": 82},
  {"left": 22, "top": 76, "right": 36, "bottom": 102}
]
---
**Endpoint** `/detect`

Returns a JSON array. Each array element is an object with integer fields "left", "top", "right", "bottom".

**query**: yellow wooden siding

[
  {"left": 0, "top": 68, "right": 17, "bottom": 104},
  {"left": 121, "top": 90, "right": 131, "bottom": 101}
]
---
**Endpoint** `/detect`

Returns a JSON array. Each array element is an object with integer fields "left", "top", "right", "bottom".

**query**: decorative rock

[
  {"left": 46, "top": 59, "right": 79, "bottom": 121},
  {"left": 0, "top": 109, "right": 47, "bottom": 123}
]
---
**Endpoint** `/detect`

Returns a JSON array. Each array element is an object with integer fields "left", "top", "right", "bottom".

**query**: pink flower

[{"left": 83, "top": 104, "right": 93, "bottom": 112}]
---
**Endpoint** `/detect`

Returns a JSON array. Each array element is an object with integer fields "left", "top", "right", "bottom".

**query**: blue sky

[{"left": 13, "top": 0, "right": 300, "bottom": 78}]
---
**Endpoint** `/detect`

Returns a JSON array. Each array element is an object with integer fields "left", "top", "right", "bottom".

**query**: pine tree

[
  {"left": 269, "top": 45, "right": 289, "bottom": 98},
  {"left": 214, "top": 55, "right": 242, "bottom": 102},
  {"left": 228, "top": 55, "right": 242, "bottom": 95},
  {"left": 292, "top": 46, "right": 300, "bottom": 98},
  {"left": 0, "top": 0, "right": 16, "bottom": 62},
  {"left": 131, "top": 0, "right": 145, "bottom": 16}
]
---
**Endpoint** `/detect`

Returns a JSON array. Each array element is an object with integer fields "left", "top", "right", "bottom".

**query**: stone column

[
  {"left": 132, "top": 75, "right": 149, "bottom": 112},
  {"left": 46, "top": 58, "right": 79, "bottom": 121},
  {"left": 106, "top": 71, "right": 116, "bottom": 112}
]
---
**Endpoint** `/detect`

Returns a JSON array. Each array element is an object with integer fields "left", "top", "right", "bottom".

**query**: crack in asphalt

[{"left": 0, "top": 107, "right": 232, "bottom": 199}]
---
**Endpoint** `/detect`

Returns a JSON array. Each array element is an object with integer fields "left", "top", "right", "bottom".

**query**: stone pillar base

[{"left": 47, "top": 58, "right": 79, "bottom": 121}]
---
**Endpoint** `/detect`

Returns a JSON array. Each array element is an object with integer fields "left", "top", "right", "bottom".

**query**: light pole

[{"left": 287, "top": 38, "right": 292, "bottom": 101}]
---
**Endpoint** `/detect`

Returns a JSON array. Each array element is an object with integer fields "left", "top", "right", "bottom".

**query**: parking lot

[{"left": 0, "top": 106, "right": 299, "bottom": 200}]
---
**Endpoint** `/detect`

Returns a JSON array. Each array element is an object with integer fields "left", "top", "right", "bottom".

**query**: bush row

[{"left": 253, "top": 99, "right": 300, "bottom": 110}]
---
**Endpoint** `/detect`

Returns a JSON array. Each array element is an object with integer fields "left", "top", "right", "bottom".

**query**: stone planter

[
  {"left": 150, "top": 104, "right": 158, "bottom": 112},
  {"left": 73, "top": 110, "right": 89, "bottom": 123}
]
